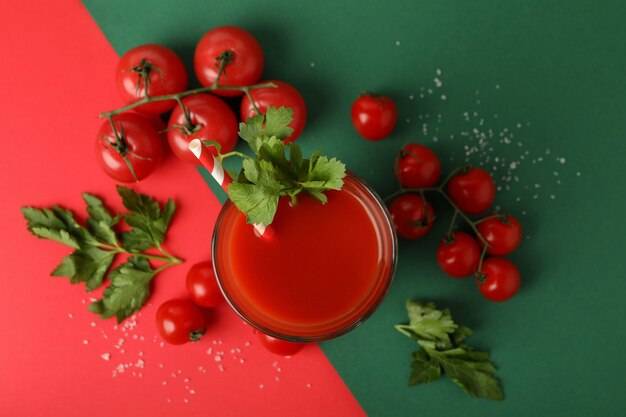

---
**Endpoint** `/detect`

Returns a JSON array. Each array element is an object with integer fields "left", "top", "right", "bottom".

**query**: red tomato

[
  {"left": 95, "top": 113, "right": 164, "bottom": 183},
  {"left": 115, "top": 44, "right": 188, "bottom": 115},
  {"left": 447, "top": 167, "right": 496, "bottom": 214},
  {"left": 395, "top": 144, "right": 441, "bottom": 188},
  {"left": 240, "top": 80, "right": 307, "bottom": 143},
  {"left": 389, "top": 194, "right": 435, "bottom": 239},
  {"left": 167, "top": 94, "right": 238, "bottom": 165},
  {"left": 476, "top": 214, "right": 523, "bottom": 256},
  {"left": 351, "top": 93, "right": 398, "bottom": 141},
  {"left": 156, "top": 299, "right": 207, "bottom": 345},
  {"left": 437, "top": 232, "right": 481, "bottom": 278},
  {"left": 194, "top": 26, "right": 264, "bottom": 97},
  {"left": 476, "top": 258, "right": 521, "bottom": 302},
  {"left": 256, "top": 331, "right": 305, "bottom": 356},
  {"left": 186, "top": 261, "right": 223, "bottom": 308}
]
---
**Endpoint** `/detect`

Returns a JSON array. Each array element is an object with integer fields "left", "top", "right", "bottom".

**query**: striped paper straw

[
  {"left": 188, "top": 139, "right": 232, "bottom": 192},
  {"left": 189, "top": 139, "right": 267, "bottom": 237}
]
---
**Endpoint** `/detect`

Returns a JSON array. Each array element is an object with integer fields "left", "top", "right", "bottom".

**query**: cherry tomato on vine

[
  {"left": 437, "top": 232, "right": 481, "bottom": 278},
  {"left": 476, "top": 214, "right": 523, "bottom": 256},
  {"left": 186, "top": 261, "right": 223, "bottom": 308},
  {"left": 240, "top": 80, "right": 307, "bottom": 143},
  {"left": 194, "top": 26, "right": 264, "bottom": 97},
  {"left": 116, "top": 44, "right": 188, "bottom": 115},
  {"left": 351, "top": 93, "right": 397, "bottom": 141},
  {"left": 447, "top": 167, "right": 496, "bottom": 214},
  {"left": 167, "top": 93, "right": 238, "bottom": 165},
  {"left": 389, "top": 194, "right": 435, "bottom": 239},
  {"left": 256, "top": 331, "right": 305, "bottom": 356},
  {"left": 476, "top": 258, "right": 521, "bottom": 302},
  {"left": 156, "top": 299, "right": 207, "bottom": 345},
  {"left": 395, "top": 144, "right": 441, "bottom": 188},
  {"left": 95, "top": 113, "right": 164, "bottom": 183}
]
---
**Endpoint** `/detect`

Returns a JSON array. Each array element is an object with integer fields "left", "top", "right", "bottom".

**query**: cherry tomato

[
  {"left": 437, "top": 232, "right": 481, "bottom": 278},
  {"left": 240, "top": 80, "right": 307, "bottom": 143},
  {"left": 476, "top": 258, "right": 521, "bottom": 302},
  {"left": 167, "top": 93, "right": 238, "bottom": 165},
  {"left": 156, "top": 299, "right": 207, "bottom": 345},
  {"left": 115, "top": 44, "right": 188, "bottom": 115},
  {"left": 447, "top": 167, "right": 496, "bottom": 214},
  {"left": 395, "top": 144, "right": 441, "bottom": 188},
  {"left": 186, "top": 261, "right": 223, "bottom": 308},
  {"left": 351, "top": 93, "right": 398, "bottom": 141},
  {"left": 476, "top": 214, "right": 523, "bottom": 256},
  {"left": 389, "top": 194, "right": 435, "bottom": 239},
  {"left": 194, "top": 26, "right": 264, "bottom": 97},
  {"left": 256, "top": 331, "right": 305, "bottom": 356},
  {"left": 95, "top": 113, "right": 164, "bottom": 183}
]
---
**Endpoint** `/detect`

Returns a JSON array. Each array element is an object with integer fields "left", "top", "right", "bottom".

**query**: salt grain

[{"left": 101, "top": 353, "right": 111, "bottom": 361}]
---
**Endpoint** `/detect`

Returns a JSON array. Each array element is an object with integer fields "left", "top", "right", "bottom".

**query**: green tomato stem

[{"left": 100, "top": 82, "right": 277, "bottom": 119}]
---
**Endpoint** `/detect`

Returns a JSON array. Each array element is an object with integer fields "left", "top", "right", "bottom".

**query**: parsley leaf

[
  {"left": 117, "top": 185, "right": 176, "bottom": 251},
  {"left": 83, "top": 193, "right": 120, "bottom": 246},
  {"left": 238, "top": 107, "right": 294, "bottom": 151},
  {"left": 88, "top": 256, "right": 155, "bottom": 323},
  {"left": 396, "top": 300, "right": 504, "bottom": 400},
  {"left": 21, "top": 206, "right": 82, "bottom": 249},
  {"left": 228, "top": 182, "right": 280, "bottom": 226},
  {"left": 22, "top": 188, "right": 182, "bottom": 322},
  {"left": 52, "top": 247, "right": 116, "bottom": 291},
  {"left": 227, "top": 106, "right": 346, "bottom": 225},
  {"left": 409, "top": 349, "right": 442, "bottom": 385}
]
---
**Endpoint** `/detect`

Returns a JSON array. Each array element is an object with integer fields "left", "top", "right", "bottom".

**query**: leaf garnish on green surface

[
  {"left": 21, "top": 187, "right": 181, "bottom": 322},
  {"left": 396, "top": 300, "right": 504, "bottom": 400},
  {"left": 228, "top": 106, "right": 346, "bottom": 225}
]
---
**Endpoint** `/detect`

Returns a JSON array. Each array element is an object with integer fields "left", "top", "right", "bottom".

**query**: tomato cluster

[
  {"left": 96, "top": 26, "right": 307, "bottom": 182},
  {"left": 99, "top": 26, "right": 307, "bottom": 354},
  {"left": 387, "top": 144, "right": 523, "bottom": 302}
]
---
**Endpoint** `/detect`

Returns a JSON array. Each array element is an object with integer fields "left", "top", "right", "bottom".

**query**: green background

[{"left": 83, "top": 1, "right": 626, "bottom": 415}]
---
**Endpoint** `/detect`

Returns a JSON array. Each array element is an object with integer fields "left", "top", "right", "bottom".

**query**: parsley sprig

[
  {"left": 395, "top": 300, "right": 504, "bottom": 400},
  {"left": 221, "top": 106, "right": 346, "bottom": 226},
  {"left": 21, "top": 186, "right": 182, "bottom": 323}
]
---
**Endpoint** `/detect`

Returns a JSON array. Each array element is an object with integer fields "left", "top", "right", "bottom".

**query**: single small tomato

[
  {"left": 447, "top": 167, "right": 496, "bottom": 214},
  {"left": 95, "top": 113, "right": 164, "bottom": 183},
  {"left": 167, "top": 93, "right": 238, "bottom": 164},
  {"left": 115, "top": 44, "right": 188, "bottom": 115},
  {"left": 240, "top": 80, "right": 307, "bottom": 142},
  {"left": 389, "top": 194, "right": 435, "bottom": 239},
  {"left": 351, "top": 93, "right": 397, "bottom": 141},
  {"left": 437, "top": 232, "right": 481, "bottom": 278},
  {"left": 156, "top": 299, "right": 207, "bottom": 345},
  {"left": 256, "top": 331, "right": 305, "bottom": 356},
  {"left": 477, "top": 214, "right": 523, "bottom": 256},
  {"left": 395, "top": 144, "right": 441, "bottom": 188},
  {"left": 194, "top": 26, "right": 264, "bottom": 97},
  {"left": 186, "top": 261, "right": 223, "bottom": 308},
  {"left": 476, "top": 258, "right": 521, "bottom": 302}
]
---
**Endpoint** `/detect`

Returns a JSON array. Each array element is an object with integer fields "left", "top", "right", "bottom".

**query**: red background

[{"left": 0, "top": 1, "right": 363, "bottom": 415}]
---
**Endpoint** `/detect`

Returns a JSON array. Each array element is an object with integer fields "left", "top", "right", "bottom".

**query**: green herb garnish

[
  {"left": 224, "top": 106, "right": 346, "bottom": 226},
  {"left": 21, "top": 186, "right": 182, "bottom": 322},
  {"left": 395, "top": 300, "right": 504, "bottom": 400}
]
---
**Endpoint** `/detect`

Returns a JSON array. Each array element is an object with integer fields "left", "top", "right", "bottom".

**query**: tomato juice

[{"left": 212, "top": 172, "right": 397, "bottom": 341}]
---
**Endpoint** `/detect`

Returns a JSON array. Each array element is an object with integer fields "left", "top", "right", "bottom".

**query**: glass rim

[{"left": 211, "top": 171, "right": 398, "bottom": 342}]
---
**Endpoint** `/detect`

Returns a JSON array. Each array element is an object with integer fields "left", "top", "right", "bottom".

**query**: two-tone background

[{"left": 1, "top": 1, "right": 625, "bottom": 416}]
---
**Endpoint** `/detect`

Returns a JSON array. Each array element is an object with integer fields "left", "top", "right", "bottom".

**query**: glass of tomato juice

[{"left": 212, "top": 172, "right": 397, "bottom": 342}]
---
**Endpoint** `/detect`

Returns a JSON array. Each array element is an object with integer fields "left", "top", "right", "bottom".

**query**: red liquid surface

[{"left": 217, "top": 185, "right": 390, "bottom": 338}]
